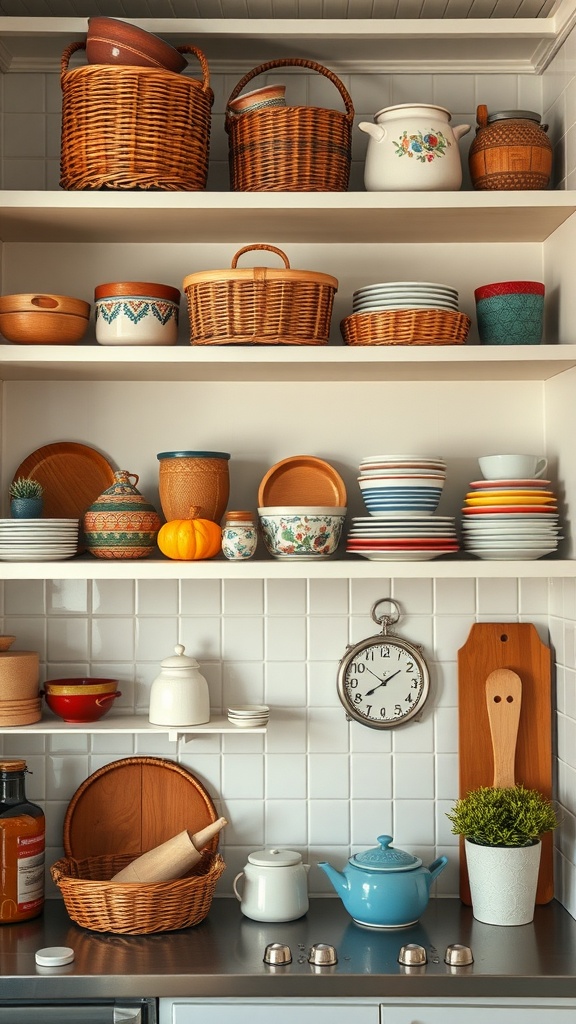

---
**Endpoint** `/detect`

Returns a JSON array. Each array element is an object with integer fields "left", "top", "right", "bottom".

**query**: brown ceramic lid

[{"left": 94, "top": 282, "right": 181, "bottom": 303}]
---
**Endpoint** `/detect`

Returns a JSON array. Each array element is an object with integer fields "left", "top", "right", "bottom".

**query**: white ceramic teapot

[
  {"left": 359, "top": 103, "right": 471, "bottom": 192},
  {"left": 233, "top": 847, "right": 310, "bottom": 922},
  {"left": 148, "top": 643, "right": 210, "bottom": 727}
]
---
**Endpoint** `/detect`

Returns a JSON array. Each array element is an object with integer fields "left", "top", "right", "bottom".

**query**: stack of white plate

[
  {"left": 352, "top": 281, "right": 459, "bottom": 313},
  {"left": 358, "top": 454, "right": 447, "bottom": 516},
  {"left": 346, "top": 515, "right": 459, "bottom": 561},
  {"left": 0, "top": 519, "right": 80, "bottom": 561},
  {"left": 461, "top": 478, "right": 561, "bottom": 560},
  {"left": 227, "top": 704, "right": 270, "bottom": 727}
]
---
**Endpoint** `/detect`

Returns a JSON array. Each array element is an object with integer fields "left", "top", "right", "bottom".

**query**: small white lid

[
  {"left": 35, "top": 946, "right": 75, "bottom": 967},
  {"left": 160, "top": 643, "right": 199, "bottom": 669}
]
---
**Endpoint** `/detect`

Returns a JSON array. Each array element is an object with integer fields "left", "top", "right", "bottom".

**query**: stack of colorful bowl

[
  {"left": 461, "top": 477, "right": 561, "bottom": 560},
  {"left": 346, "top": 454, "right": 459, "bottom": 561}
]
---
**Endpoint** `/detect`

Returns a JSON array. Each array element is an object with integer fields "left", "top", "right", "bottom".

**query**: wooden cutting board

[{"left": 457, "top": 622, "right": 553, "bottom": 904}]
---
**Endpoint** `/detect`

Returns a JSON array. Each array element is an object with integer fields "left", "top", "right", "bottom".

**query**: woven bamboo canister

[
  {"left": 469, "top": 105, "right": 553, "bottom": 191},
  {"left": 60, "top": 42, "right": 213, "bottom": 191},
  {"left": 157, "top": 451, "right": 231, "bottom": 523},
  {"left": 225, "top": 58, "right": 354, "bottom": 192},
  {"left": 183, "top": 244, "right": 338, "bottom": 346}
]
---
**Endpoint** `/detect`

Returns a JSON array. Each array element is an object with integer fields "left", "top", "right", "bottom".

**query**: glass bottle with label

[{"left": 0, "top": 758, "right": 45, "bottom": 923}]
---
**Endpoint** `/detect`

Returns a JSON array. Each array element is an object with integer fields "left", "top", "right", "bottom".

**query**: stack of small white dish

[
  {"left": 227, "top": 704, "right": 270, "bottom": 728},
  {"left": 352, "top": 281, "right": 459, "bottom": 313},
  {"left": 461, "top": 478, "right": 561, "bottom": 560},
  {"left": 0, "top": 518, "right": 79, "bottom": 561}
]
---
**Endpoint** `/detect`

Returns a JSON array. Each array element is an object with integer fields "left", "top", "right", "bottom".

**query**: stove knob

[
  {"left": 444, "top": 943, "right": 473, "bottom": 967},
  {"left": 398, "top": 943, "right": 427, "bottom": 966},
  {"left": 263, "top": 943, "right": 292, "bottom": 966},
  {"left": 308, "top": 943, "right": 338, "bottom": 966}
]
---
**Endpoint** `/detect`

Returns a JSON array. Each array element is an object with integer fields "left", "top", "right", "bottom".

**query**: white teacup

[{"left": 478, "top": 454, "right": 548, "bottom": 480}]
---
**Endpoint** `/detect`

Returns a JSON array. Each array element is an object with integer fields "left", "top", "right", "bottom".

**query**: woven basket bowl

[
  {"left": 157, "top": 452, "right": 230, "bottom": 522},
  {"left": 341, "top": 308, "right": 471, "bottom": 346},
  {"left": 51, "top": 852, "right": 225, "bottom": 934}
]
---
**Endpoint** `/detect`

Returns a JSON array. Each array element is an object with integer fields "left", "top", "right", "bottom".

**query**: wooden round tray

[
  {"left": 64, "top": 756, "right": 219, "bottom": 860},
  {"left": 258, "top": 455, "right": 347, "bottom": 507}
]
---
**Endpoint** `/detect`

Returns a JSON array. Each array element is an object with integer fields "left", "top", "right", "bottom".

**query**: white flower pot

[{"left": 464, "top": 838, "right": 542, "bottom": 926}]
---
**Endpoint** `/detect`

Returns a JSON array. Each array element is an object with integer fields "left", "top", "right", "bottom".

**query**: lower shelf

[{"left": 0, "top": 714, "right": 267, "bottom": 740}]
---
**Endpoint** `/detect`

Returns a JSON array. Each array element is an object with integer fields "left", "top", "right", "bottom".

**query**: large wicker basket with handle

[
  {"left": 60, "top": 42, "right": 213, "bottom": 191},
  {"left": 226, "top": 58, "right": 354, "bottom": 191},
  {"left": 183, "top": 244, "right": 338, "bottom": 345}
]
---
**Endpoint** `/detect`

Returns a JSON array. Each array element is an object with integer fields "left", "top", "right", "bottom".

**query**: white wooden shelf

[
  {"left": 1, "top": 191, "right": 575, "bottom": 245},
  {"left": 0, "top": 714, "right": 267, "bottom": 740},
  {"left": 1, "top": 344, "right": 575, "bottom": 383},
  {"left": 0, "top": 555, "right": 572, "bottom": 579}
]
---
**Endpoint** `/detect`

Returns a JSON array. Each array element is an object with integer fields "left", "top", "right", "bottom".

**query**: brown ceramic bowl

[
  {"left": 86, "top": 17, "right": 187, "bottom": 74},
  {"left": 0, "top": 294, "right": 90, "bottom": 345}
]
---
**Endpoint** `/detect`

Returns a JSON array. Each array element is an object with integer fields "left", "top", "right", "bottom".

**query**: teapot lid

[
  {"left": 350, "top": 835, "right": 422, "bottom": 872},
  {"left": 160, "top": 644, "right": 199, "bottom": 669},
  {"left": 247, "top": 848, "right": 303, "bottom": 867}
]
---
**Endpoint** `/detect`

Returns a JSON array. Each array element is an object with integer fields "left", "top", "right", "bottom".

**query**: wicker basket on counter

[
  {"left": 60, "top": 41, "right": 213, "bottom": 191},
  {"left": 183, "top": 243, "right": 338, "bottom": 345},
  {"left": 51, "top": 852, "right": 225, "bottom": 934},
  {"left": 341, "top": 308, "right": 471, "bottom": 346},
  {"left": 225, "top": 58, "right": 354, "bottom": 191}
]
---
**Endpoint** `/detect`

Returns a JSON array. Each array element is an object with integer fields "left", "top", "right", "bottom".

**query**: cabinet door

[
  {"left": 168, "top": 1004, "right": 377, "bottom": 1024},
  {"left": 381, "top": 1006, "right": 576, "bottom": 1023}
]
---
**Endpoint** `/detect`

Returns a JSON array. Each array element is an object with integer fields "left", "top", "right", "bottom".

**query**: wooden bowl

[
  {"left": 0, "top": 294, "right": 91, "bottom": 345},
  {"left": 86, "top": 17, "right": 187, "bottom": 73}
]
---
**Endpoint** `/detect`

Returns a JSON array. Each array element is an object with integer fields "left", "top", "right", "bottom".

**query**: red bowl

[
  {"left": 86, "top": 17, "right": 187, "bottom": 74},
  {"left": 43, "top": 689, "right": 121, "bottom": 723}
]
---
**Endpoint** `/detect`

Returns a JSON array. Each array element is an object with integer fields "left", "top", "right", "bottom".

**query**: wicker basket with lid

[{"left": 183, "top": 244, "right": 338, "bottom": 346}]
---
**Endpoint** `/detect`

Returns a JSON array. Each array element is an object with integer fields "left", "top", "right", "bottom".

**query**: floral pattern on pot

[
  {"left": 259, "top": 513, "right": 345, "bottom": 560},
  {"left": 393, "top": 130, "right": 450, "bottom": 162},
  {"left": 222, "top": 525, "right": 258, "bottom": 561}
]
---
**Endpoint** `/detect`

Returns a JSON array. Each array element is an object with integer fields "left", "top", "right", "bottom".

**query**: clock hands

[{"left": 364, "top": 668, "right": 402, "bottom": 696}]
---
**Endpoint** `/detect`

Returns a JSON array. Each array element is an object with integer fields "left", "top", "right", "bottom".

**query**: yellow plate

[
  {"left": 465, "top": 495, "right": 556, "bottom": 506},
  {"left": 465, "top": 490, "right": 555, "bottom": 499}
]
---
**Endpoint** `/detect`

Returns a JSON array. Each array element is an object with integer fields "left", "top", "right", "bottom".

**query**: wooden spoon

[{"left": 485, "top": 668, "right": 522, "bottom": 787}]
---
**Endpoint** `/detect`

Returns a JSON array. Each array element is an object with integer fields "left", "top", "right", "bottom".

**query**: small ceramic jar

[
  {"left": 94, "top": 281, "right": 181, "bottom": 346},
  {"left": 222, "top": 511, "right": 257, "bottom": 560}
]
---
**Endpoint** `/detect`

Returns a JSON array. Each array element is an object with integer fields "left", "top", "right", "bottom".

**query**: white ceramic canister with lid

[
  {"left": 358, "top": 104, "right": 471, "bottom": 192},
  {"left": 94, "top": 281, "right": 181, "bottom": 346},
  {"left": 148, "top": 643, "right": 210, "bottom": 726},
  {"left": 233, "top": 847, "right": 310, "bottom": 922}
]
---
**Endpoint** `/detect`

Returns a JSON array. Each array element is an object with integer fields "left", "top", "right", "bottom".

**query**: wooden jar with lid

[{"left": 469, "top": 105, "right": 552, "bottom": 190}]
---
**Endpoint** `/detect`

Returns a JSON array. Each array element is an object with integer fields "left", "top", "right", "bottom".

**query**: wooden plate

[
  {"left": 12, "top": 442, "right": 116, "bottom": 520},
  {"left": 64, "top": 756, "right": 219, "bottom": 860},
  {"left": 258, "top": 455, "right": 347, "bottom": 507}
]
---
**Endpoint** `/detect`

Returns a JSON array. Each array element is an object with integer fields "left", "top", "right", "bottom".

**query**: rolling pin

[{"left": 111, "top": 817, "right": 227, "bottom": 883}]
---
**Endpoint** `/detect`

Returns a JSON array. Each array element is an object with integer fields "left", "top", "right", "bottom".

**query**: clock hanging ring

[{"left": 336, "top": 598, "right": 430, "bottom": 729}]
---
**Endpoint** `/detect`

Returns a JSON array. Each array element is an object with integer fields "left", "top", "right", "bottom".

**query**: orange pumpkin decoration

[{"left": 157, "top": 508, "right": 222, "bottom": 561}]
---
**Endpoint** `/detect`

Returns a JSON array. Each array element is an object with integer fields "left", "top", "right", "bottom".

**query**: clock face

[{"left": 337, "top": 635, "right": 429, "bottom": 728}]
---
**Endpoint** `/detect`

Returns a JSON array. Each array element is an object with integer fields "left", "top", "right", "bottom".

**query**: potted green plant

[
  {"left": 447, "top": 784, "right": 558, "bottom": 926},
  {"left": 9, "top": 477, "right": 44, "bottom": 519}
]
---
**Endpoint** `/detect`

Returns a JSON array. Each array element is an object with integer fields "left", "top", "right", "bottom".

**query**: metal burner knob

[
  {"left": 444, "top": 943, "right": 474, "bottom": 967},
  {"left": 308, "top": 942, "right": 338, "bottom": 966},
  {"left": 263, "top": 943, "right": 292, "bottom": 966},
  {"left": 398, "top": 943, "right": 427, "bottom": 966}
]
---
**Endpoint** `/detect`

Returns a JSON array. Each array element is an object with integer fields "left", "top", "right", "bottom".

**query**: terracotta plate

[
  {"left": 258, "top": 455, "right": 347, "bottom": 507},
  {"left": 12, "top": 442, "right": 116, "bottom": 521},
  {"left": 64, "top": 756, "right": 219, "bottom": 860}
]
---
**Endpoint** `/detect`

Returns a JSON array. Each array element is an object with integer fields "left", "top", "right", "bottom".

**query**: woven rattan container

[
  {"left": 226, "top": 59, "right": 354, "bottom": 192},
  {"left": 60, "top": 42, "right": 213, "bottom": 191},
  {"left": 341, "top": 309, "right": 471, "bottom": 346},
  {"left": 183, "top": 244, "right": 339, "bottom": 345}
]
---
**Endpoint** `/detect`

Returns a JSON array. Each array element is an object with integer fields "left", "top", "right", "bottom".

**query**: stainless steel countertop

[{"left": 2, "top": 897, "right": 576, "bottom": 1000}]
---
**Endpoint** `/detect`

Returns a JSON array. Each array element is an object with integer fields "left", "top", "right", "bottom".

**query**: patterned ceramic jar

[
  {"left": 222, "top": 511, "right": 257, "bottom": 560},
  {"left": 94, "top": 281, "right": 181, "bottom": 346},
  {"left": 474, "top": 280, "right": 545, "bottom": 345},
  {"left": 83, "top": 470, "right": 162, "bottom": 558}
]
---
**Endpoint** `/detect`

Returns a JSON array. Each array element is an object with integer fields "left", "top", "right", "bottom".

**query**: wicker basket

[
  {"left": 51, "top": 852, "right": 225, "bottom": 934},
  {"left": 226, "top": 59, "right": 354, "bottom": 191},
  {"left": 183, "top": 244, "right": 338, "bottom": 345},
  {"left": 60, "top": 42, "right": 213, "bottom": 191},
  {"left": 341, "top": 309, "right": 471, "bottom": 346}
]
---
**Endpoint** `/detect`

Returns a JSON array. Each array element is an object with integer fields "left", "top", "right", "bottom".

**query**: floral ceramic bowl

[{"left": 258, "top": 506, "right": 346, "bottom": 560}]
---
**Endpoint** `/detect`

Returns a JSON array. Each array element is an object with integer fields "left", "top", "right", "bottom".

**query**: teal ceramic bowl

[{"left": 474, "top": 281, "right": 545, "bottom": 345}]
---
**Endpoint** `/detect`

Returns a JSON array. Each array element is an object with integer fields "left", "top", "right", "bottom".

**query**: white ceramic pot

[
  {"left": 465, "top": 837, "right": 542, "bottom": 925},
  {"left": 233, "top": 848, "right": 310, "bottom": 922},
  {"left": 358, "top": 104, "right": 471, "bottom": 192},
  {"left": 94, "top": 281, "right": 180, "bottom": 346},
  {"left": 148, "top": 643, "right": 210, "bottom": 727}
]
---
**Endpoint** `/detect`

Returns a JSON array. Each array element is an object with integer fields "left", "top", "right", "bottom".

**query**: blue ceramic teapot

[{"left": 318, "top": 834, "right": 448, "bottom": 929}]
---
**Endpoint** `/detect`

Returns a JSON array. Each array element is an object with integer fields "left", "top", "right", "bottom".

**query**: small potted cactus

[{"left": 9, "top": 477, "right": 44, "bottom": 519}]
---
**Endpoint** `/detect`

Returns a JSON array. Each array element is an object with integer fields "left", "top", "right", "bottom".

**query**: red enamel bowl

[{"left": 43, "top": 688, "right": 121, "bottom": 723}]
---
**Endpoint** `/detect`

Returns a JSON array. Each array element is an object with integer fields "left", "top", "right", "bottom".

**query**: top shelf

[{"left": 1, "top": 191, "right": 575, "bottom": 245}]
